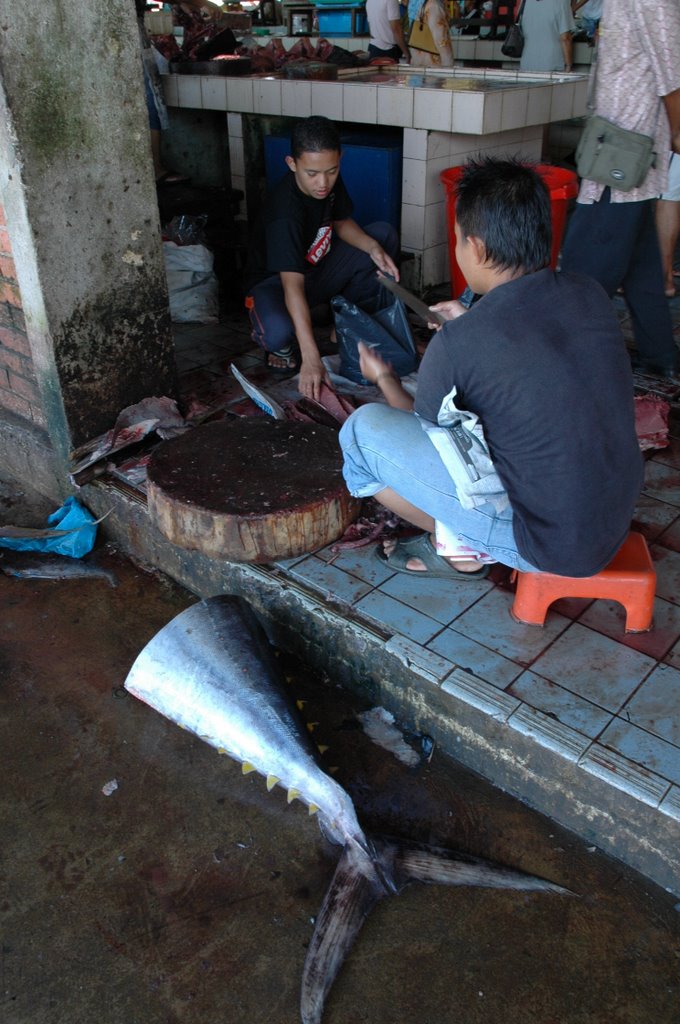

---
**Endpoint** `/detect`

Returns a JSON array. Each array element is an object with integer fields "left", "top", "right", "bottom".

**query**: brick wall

[{"left": 0, "top": 204, "right": 46, "bottom": 428}]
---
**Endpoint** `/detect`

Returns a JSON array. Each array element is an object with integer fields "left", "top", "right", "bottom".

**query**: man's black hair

[
  {"left": 455, "top": 156, "right": 552, "bottom": 274},
  {"left": 290, "top": 117, "right": 341, "bottom": 160}
]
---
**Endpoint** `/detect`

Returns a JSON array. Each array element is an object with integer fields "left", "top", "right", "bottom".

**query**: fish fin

[
  {"left": 306, "top": 722, "right": 319, "bottom": 733},
  {"left": 266, "top": 774, "right": 280, "bottom": 791},
  {"left": 316, "top": 744, "right": 329, "bottom": 755},
  {"left": 296, "top": 700, "right": 306, "bottom": 710},
  {"left": 241, "top": 762, "right": 256, "bottom": 774},
  {"left": 300, "top": 841, "right": 388, "bottom": 1024},
  {"left": 287, "top": 788, "right": 301, "bottom": 803},
  {"left": 372, "top": 836, "right": 574, "bottom": 896},
  {"left": 308, "top": 804, "right": 319, "bottom": 815}
]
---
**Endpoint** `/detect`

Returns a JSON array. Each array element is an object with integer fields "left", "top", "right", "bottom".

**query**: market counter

[{"left": 162, "top": 64, "right": 587, "bottom": 290}]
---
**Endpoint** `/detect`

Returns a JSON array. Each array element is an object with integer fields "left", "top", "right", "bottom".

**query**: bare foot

[{"left": 382, "top": 536, "right": 483, "bottom": 574}]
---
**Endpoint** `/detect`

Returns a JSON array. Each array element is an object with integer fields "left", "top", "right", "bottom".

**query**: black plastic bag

[{"left": 332, "top": 287, "right": 418, "bottom": 385}]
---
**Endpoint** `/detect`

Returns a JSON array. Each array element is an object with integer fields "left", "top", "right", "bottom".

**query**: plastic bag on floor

[
  {"left": 163, "top": 241, "right": 219, "bottom": 324},
  {"left": 0, "top": 496, "right": 99, "bottom": 557}
]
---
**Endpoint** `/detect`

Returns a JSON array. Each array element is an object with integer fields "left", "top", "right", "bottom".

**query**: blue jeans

[
  {"left": 339, "top": 403, "right": 539, "bottom": 572},
  {"left": 247, "top": 222, "right": 399, "bottom": 353}
]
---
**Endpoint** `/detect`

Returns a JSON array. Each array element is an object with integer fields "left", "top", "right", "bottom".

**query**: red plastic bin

[{"left": 440, "top": 164, "right": 579, "bottom": 298}]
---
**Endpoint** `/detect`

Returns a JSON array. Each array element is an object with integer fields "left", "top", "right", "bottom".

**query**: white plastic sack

[{"left": 163, "top": 241, "right": 219, "bottom": 324}]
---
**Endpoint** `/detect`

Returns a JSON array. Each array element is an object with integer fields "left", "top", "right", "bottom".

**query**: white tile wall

[
  {"left": 451, "top": 92, "right": 485, "bottom": 133},
  {"left": 525, "top": 85, "right": 552, "bottom": 127},
  {"left": 549, "top": 82, "right": 575, "bottom": 122},
  {"left": 413, "top": 89, "right": 453, "bottom": 133},
  {"left": 227, "top": 112, "right": 243, "bottom": 137},
  {"left": 226, "top": 77, "right": 254, "bottom": 112},
  {"left": 426, "top": 155, "right": 456, "bottom": 205},
  {"left": 482, "top": 91, "right": 503, "bottom": 134},
  {"left": 343, "top": 83, "right": 378, "bottom": 124},
  {"left": 424, "top": 199, "right": 447, "bottom": 249},
  {"left": 162, "top": 74, "right": 178, "bottom": 107},
  {"left": 422, "top": 241, "right": 449, "bottom": 289},
  {"left": 402, "top": 157, "right": 428, "bottom": 207},
  {"left": 281, "top": 80, "right": 312, "bottom": 118},
  {"left": 253, "top": 78, "right": 282, "bottom": 116},
  {"left": 403, "top": 127, "right": 428, "bottom": 161},
  {"left": 311, "top": 82, "right": 344, "bottom": 120},
  {"left": 377, "top": 86, "right": 414, "bottom": 128},
  {"left": 229, "top": 136, "right": 245, "bottom": 178},
  {"left": 400, "top": 202, "right": 425, "bottom": 251},
  {"left": 176, "top": 75, "right": 202, "bottom": 108},
  {"left": 501, "top": 88, "right": 529, "bottom": 131},
  {"left": 200, "top": 76, "right": 228, "bottom": 110}
]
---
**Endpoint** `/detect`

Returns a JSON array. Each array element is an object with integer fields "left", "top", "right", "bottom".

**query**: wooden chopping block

[{"left": 146, "top": 419, "right": 361, "bottom": 563}]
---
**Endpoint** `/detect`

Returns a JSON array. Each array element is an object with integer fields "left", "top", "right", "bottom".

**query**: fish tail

[{"left": 300, "top": 834, "right": 573, "bottom": 1024}]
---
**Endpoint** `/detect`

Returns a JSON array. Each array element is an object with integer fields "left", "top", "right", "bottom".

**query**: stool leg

[
  {"left": 511, "top": 585, "right": 553, "bottom": 626},
  {"left": 623, "top": 592, "right": 655, "bottom": 633}
]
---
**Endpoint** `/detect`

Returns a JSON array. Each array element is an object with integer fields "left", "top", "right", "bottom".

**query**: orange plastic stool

[{"left": 511, "top": 532, "right": 656, "bottom": 633}]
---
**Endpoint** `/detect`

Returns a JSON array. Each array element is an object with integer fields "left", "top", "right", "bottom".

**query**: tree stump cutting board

[{"left": 146, "top": 419, "right": 361, "bottom": 563}]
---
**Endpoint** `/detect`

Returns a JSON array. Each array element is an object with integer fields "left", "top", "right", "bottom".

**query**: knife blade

[{"left": 378, "top": 275, "right": 448, "bottom": 326}]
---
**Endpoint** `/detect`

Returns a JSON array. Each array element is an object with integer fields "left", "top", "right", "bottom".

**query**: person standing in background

[
  {"left": 655, "top": 153, "right": 680, "bottom": 299},
  {"left": 560, "top": 0, "right": 680, "bottom": 379},
  {"left": 366, "top": 0, "right": 411, "bottom": 61},
  {"left": 572, "top": 0, "right": 602, "bottom": 43},
  {"left": 409, "top": 0, "right": 455, "bottom": 68},
  {"left": 520, "top": 0, "right": 575, "bottom": 73}
]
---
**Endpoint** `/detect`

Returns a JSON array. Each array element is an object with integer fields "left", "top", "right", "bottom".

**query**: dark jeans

[
  {"left": 367, "top": 43, "right": 403, "bottom": 61},
  {"left": 246, "top": 222, "right": 400, "bottom": 353},
  {"left": 560, "top": 192, "right": 677, "bottom": 372}
]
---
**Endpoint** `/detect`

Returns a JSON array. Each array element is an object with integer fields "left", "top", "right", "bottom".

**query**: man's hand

[
  {"left": 368, "top": 244, "right": 400, "bottom": 282},
  {"left": 298, "top": 355, "right": 330, "bottom": 402},
  {"left": 428, "top": 298, "right": 468, "bottom": 329}
]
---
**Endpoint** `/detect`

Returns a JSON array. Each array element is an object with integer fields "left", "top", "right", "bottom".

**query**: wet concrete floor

[{"left": 1, "top": 477, "right": 679, "bottom": 1024}]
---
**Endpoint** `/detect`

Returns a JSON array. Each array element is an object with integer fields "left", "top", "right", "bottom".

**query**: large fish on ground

[{"left": 124, "top": 595, "right": 571, "bottom": 1024}]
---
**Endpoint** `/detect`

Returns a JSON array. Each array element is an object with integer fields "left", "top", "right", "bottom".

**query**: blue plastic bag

[{"left": 0, "top": 496, "right": 99, "bottom": 558}]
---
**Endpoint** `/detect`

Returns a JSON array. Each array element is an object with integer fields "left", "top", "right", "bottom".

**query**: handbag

[
  {"left": 332, "top": 286, "right": 418, "bottom": 386},
  {"left": 500, "top": 0, "right": 525, "bottom": 58},
  {"left": 408, "top": 2, "right": 439, "bottom": 54},
  {"left": 575, "top": 40, "right": 657, "bottom": 192}
]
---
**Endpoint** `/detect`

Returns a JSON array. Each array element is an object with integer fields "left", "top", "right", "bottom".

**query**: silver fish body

[
  {"left": 124, "top": 595, "right": 572, "bottom": 1024},
  {"left": 125, "top": 597, "right": 368, "bottom": 854}
]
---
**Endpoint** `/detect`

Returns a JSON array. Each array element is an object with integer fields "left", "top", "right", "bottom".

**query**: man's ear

[
  {"left": 467, "top": 234, "right": 488, "bottom": 266},
  {"left": 285, "top": 155, "right": 297, "bottom": 172}
]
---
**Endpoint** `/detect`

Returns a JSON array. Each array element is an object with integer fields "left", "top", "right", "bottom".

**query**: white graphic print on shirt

[{"left": 306, "top": 224, "right": 332, "bottom": 265}]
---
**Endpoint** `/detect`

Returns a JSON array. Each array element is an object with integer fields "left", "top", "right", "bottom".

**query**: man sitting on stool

[{"left": 339, "top": 157, "right": 643, "bottom": 580}]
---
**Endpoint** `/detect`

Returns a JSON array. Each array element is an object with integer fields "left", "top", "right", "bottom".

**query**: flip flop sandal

[
  {"left": 375, "top": 532, "right": 489, "bottom": 580},
  {"left": 264, "top": 346, "right": 300, "bottom": 377}
]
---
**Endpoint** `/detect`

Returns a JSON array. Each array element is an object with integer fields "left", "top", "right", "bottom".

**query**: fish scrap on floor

[
  {"left": 0, "top": 550, "right": 118, "bottom": 587},
  {"left": 124, "top": 595, "right": 573, "bottom": 1024}
]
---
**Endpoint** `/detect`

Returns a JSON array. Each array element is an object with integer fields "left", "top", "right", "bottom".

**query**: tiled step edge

[{"left": 580, "top": 744, "right": 671, "bottom": 809}]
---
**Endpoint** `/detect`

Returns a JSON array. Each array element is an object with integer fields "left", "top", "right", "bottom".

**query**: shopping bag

[
  {"left": 500, "top": 22, "right": 524, "bottom": 58},
  {"left": 332, "top": 287, "right": 418, "bottom": 385}
]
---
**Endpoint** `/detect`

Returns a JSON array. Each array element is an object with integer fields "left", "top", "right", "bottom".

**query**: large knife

[{"left": 378, "top": 275, "right": 448, "bottom": 326}]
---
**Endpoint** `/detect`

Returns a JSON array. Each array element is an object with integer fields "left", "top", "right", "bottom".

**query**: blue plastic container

[
  {"left": 264, "top": 131, "right": 402, "bottom": 230},
  {"left": 314, "top": 4, "right": 368, "bottom": 35}
]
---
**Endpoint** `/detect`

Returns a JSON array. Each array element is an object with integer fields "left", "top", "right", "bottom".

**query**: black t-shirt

[
  {"left": 415, "top": 269, "right": 644, "bottom": 576},
  {"left": 244, "top": 171, "right": 353, "bottom": 292}
]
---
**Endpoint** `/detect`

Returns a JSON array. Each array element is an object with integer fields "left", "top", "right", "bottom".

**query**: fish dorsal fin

[
  {"left": 266, "top": 774, "right": 280, "bottom": 791},
  {"left": 241, "top": 762, "right": 256, "bottom": 774},
  {"left": 287, "top": 788, "right": 301, "bottom": 803}
]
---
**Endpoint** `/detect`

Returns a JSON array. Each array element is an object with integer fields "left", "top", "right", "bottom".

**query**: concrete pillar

[{"left": 0, "top": 0, "right": 176, "bottom": 485}]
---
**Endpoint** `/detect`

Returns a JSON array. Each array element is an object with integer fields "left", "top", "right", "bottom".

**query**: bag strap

[
  {"left": 585, "top": 34, "right": 600, "bottom": 114},
  {"left": 514, "top": 0, "right": 526, "bottom": 26}
]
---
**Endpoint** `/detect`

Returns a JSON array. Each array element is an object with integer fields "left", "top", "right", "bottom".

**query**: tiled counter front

[{"left": 163, "top": 68, "right": 587, "bottom": 290}]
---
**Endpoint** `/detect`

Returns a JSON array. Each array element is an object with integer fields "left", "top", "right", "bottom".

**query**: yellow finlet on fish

[
  {"left": 287, "top": 788, "right": 301, "bottom": 803},
  {"left": 308, "top": 804, "right": 319, "bottom": 815},
  {"left": 241, "top": 761, "right": 256, "bottom": 774},
  {"left": 267, "top": 774, "right": 280, "bottom": 791}
]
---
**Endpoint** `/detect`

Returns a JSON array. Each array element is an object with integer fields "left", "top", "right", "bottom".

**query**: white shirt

[{"left": 366, "top": 0, "right": 402, "bottom": 50}]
